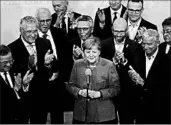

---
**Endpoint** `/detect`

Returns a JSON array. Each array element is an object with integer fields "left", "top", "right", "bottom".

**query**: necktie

[
  {"left": 113, "top": 12, "right": 117, "bottom": 23},
  {"left": 43, "top": 33, "right": 53, "bottom": 53},
  {"left": 62, "top": 17, "right": 67, "bottom": 34},
  {"left": 28, "top": 44, "right": 37, "bottom": 71},
  {"left": 4, "top": 72, "right": 10, "bottom": 86}
]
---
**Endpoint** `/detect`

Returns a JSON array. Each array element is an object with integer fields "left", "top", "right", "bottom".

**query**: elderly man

[
  {"left": 126, "top": 0, "right": 157, "bottom": 43},
  {"left": 159, "top": 17, "right": 171, "bottom": 58},
  {"left": 101, "top": 18, "right": 141, "bottom": 124},
  {"left": 128, "top": 29, "right": 170, "bottom": 124},
  {"left": 35, "top": 7, "right": 65, "bottom": 124},
  {"left": 8, "top": 16, "right": 54, "bottom": 124},
  {"left": 93, "top": 0, "right": 127, "bottom": 40},
  {"left": 51, "top": 0, "right": 81, "bottom": 39}
]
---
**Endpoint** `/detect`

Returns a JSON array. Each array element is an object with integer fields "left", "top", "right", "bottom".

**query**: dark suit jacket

[
  {"left": 130, "top": 18, "right": 158, "bottom": 42},
  {"left": 130, "top": 48, "right": 170, "bottom": 124},
  {"left": 93, "top": 5, "right": 127, "bottom": 40},
  {"left": 67, "top": 57, "right": 120, "bottom": 122},
  {"left": 159, "top": 42, "right": 171, "bottom": 59},
  {"left": 51, "top": 12, "right": 81, "bottom": 40},
  {"left": 0, "top": 72, "right": 21, "bottom": 123},
  {"left": 8, "top": 37, "right": 51, "bottom": 105}
]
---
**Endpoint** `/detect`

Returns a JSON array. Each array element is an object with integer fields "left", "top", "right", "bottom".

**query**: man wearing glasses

[
  {"left": 101, "top": 18, "right": 141, "bottom": 124},
  {"left": 126, "top": 0, "right": 157, "bottom": 43},
  {"left": 35, "top": 7, "right": 65, "bottom": 124}
]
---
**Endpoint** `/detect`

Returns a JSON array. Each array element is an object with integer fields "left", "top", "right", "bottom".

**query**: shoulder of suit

[
  {"left": 101, "top": 37, "right": 113, "bottom": 46},
  {"left": 141, "top": 18, "right": 157, "bottom": 30},
  {"left": 8, "top": 37, "right": 22, "bottom": 49},
  {"left": 100, "top": 57, "right": 113, "bottom": 66},
  {"left": 74, "top": 58, "right": 85, "bottom": 65}
]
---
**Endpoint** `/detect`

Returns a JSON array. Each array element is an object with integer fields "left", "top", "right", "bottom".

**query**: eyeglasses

[
  {"left": 113, "top": 30, "right": 126, "bottom": 35},
  {"left": 161, "top": 30, "right": 171, "bottom": 34},
  {"left": 77, "top": 27, "right": 90, "bottom": 32},
  {"left": 0, "top": 59, "right": 14, "bottom": 66},
  {"left": 24, "top": 29, "right": 38, "bottom": 35},
  {"left": 128, "top": 9, "right": 142, "bottom": 14},
  {"left": 39, "top": 19, "right": 51, "bottom": 24}
]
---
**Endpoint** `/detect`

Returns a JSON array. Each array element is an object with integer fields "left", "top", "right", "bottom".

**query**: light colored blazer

[{"left": 67, "top": 57, "right": 120, "bottom": 123}]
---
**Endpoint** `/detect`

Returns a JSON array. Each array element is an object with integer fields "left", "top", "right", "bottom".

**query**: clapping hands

[{"left": 78, "top": 89, "right": 101, "bottom": 99}]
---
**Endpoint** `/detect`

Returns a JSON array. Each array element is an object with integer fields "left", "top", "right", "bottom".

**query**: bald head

[
  {"left": 113, "top": 18, "right": 127, "bottom": 31},
  {"left": 52, "top": 0, "right": 68, "bottom": 14}
]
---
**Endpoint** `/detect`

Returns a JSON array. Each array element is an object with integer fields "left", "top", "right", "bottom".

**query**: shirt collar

[
  {"left": 21, "top": 36, "right": 35, "bottom": 47},
  {"left": 145, "top": 48, "right": 158, "bottom": 60},
  {"left": 110, "top": 5, "right": 122, "bottom": 15},
  {"left": 128, "top": 18, "right": 142, "bottom": 27},
  {"left": 38, "top": 30, "right": 51, "bottom": 38}
]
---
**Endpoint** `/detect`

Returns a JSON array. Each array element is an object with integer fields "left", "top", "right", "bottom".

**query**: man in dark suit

[
  {"left": 0, "top": 45, "right": 34, "bottom": 124},
  {"left": 35, "top": 7, "right": 66, "bottom": 124},
  {"left": 8, "top": 16, "right": 54, "bottom": 124},
  {"left": 100, "top": 18, "right": 141, "bottom": 124},
  {"left": 51, "top": 0, "right": 81, "bottom": 40},
  {"left": 93, "top": 0, "right": 127, "bottom": 40},
  {"left": 126, "top": 0, "right": 158, "bottom": 43},
  {"left": 159, "top": 17, "right": 171, "bottom": 58},
  {"left": 128, "top": 29, "right": 170, "bottom": 124}
]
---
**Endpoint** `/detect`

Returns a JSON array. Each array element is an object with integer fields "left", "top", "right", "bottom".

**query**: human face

[
  {"left": 0, "top": 53, "right": 14, "bottom": 72},
  {"left": 127, "top": 1, "right": 143, "bottom": 22},
  {"left": 84, "top": 45, "right": 100, "bottom": 65},
  {"left": 109, "top": 0, "right": 122, "bottom": 11},
  {"left": 112, "top": 22, "right": 127, "bottom": 43},
  {"left": 52, "top": 0, "right": 67, "bottom": 15},
  {"left": 162, "top": 25, "right": 171, "bottom": 45},
  {"left": 141, "top": 37, "right": 158, "bottom": 57},
  {"left": 77, "top": 21, "right": 92, "bottom": 41},
  {"left": 21, "top": 23, "right": 38, "bottom": 44},
  {"left": 38, "top": 11, "right": 51, "bottom": 33}
]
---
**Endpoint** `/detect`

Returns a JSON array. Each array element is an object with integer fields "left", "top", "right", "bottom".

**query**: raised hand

[
  {"left": 73, "top": 45, "right": 83, "bottom": 59},
  {"left": 136, "top": 26, "right": 147, "bottom": 42},
  {"left": 128, "top": 66, "right": 144, "bottom": 86},
  {"left": 97, "top": 8, "right": 105, "bottom": 23},
  {"left": 49, "top": 72, "right": 58, "bottom": 81},
  {"left": 44, "top": 49, "right": 55, "bottom": 66},
  {"left": 23, "top": 70, "right": 34, "bottom": 86},
  {"left": 14, "top": 73, "right": 22, "bottom": 91},
  {"left": 54, "top": 10, "right": 65, "bottom": 28}
]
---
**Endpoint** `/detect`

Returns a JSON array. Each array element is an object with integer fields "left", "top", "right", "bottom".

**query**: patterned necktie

[{"left": 113, "top": 12, "right": 117, "bottom": 23}]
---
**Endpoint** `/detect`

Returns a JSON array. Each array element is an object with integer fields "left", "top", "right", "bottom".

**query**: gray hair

[
  {"left": 76, "top": 15, "right": 94, "bottom": 29},
  {"left": 142, "top": 29, "right": 159, "bottom": 43},
  {"left": 35, "top": 8, "right": 51, "bottom": 21},
  {"left": 20, "top": 16, "right": 38, "bottom": 31}
]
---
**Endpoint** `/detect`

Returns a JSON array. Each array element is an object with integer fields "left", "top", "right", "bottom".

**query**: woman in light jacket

[{"left": 67, "top": 36, "right": 120, "bottom": 124}]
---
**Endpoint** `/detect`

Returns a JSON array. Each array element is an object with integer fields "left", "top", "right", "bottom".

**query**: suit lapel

[{"left": 18, "top": 37, "right": 30, "bottom": 57}]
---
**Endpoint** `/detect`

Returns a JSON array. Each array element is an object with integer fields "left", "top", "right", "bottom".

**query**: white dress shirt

[
  {"left": 21, "top": 36, "right": 37, "bottom": 56},
  {"left": 0, "top": 72, "right": 20, "bottom": 99},
  {"left": 114, "top": 38, "right": 125, "bottom": 53},
  {"left": 145, "top": 48, "right": 158, "bottom": 78},
  {"left": 128, "top": 18, "right": 142, "bottom": 40},
  {"left": 165, "top": 44, "right": 171, "bottom": 54},
  {"left": 38, "top": 30, "right": 58, "bottom": 59}
]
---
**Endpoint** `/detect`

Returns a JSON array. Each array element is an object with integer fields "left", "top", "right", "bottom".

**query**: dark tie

[
  {"left": 113, "top": 12, "right": 117, "bottom": 23},
  {"left": 62, "top": 17, "right": 67, "bottom": 34},
  {"left": 43, "top": 33, "right": 53, "bottom": 53},
  {"left": 4, "top": 72, "right": 10, "bottom": 86}
]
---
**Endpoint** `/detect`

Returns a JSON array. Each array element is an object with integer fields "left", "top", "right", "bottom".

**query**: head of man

[
  {"left": 109, "top": 0, "right": 122, "bottom": 11},
  {"left": 0, "top": 45, "right": 14, "bottom": 72},
  {"left": 20, "top": 16, "right": 38, "bottom": 44},
  {"left": 76, "top": 15, "right": 93, "bottom": 41},
  {"left": 36, "top": 8, "right": 52, "bottom": 33},
  {"left": 162, "top": 17, "right": 171, "bottom": 45},
  {"left": 83, "top": 36, "right": 101, "bottom": 65},
  {"left": 141, "top": 29, "right": 160, "bottom": 57},
  {"left": 127, "top": 0, "right": 144, "bottom": 23},
  {"left": 52, "top": 0, "right": 68, "bottom": 15},
  {"left": 112, "top": 18, "right": 127, "bottom": 43}
]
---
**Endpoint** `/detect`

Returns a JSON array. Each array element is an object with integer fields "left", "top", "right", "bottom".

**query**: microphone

[{"left": 85, "top": 68, "right": 91, "bottom": 86}]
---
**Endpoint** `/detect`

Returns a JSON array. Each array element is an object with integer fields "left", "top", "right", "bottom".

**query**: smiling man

[
  {"left": 93, "top": 0, "right": 127, "bottom": 40},
  {"left": 126, "top": 0, "right": 157, "bottom": 42}
]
